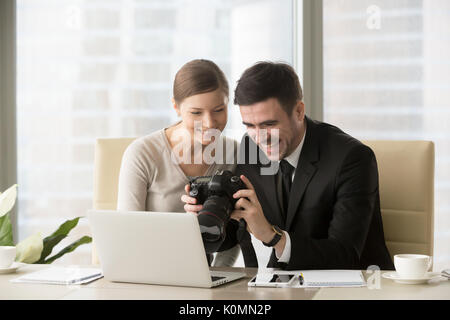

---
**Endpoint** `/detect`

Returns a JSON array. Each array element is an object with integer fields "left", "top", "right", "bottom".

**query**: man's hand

[
  {"left": 181, "top": 184, "right": 203, "bottom": 215},
  {"left": 230, "top": 175, "right": 275, "bottom": 244}
]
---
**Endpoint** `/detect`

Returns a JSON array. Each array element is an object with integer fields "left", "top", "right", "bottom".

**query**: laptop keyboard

[{"left": 211, "top": 276, "right": 226, "bottom": 282}]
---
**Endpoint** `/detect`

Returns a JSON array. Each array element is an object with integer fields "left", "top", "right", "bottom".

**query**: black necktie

[{"left": 280, "top": 159, "right": 294, "bottom": 215}]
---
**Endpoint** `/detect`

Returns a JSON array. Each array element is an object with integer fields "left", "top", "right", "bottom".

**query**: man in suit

[
  {"left": 183, "top": 61, "right": 394, "bottom": 270},
  {"left": 229, "top": 61, "right": 394, "bottom": 270}
]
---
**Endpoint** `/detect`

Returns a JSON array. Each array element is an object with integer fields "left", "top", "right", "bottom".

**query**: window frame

[
  {"left": 0, "top": 0, "right": 18, "bottom": 242},
  {"left": 298, "top": 0, "right": 324, "bottom": 121}
]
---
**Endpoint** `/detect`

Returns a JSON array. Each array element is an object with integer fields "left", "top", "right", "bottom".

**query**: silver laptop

[{"left": 87, "top": 209, "right": 246, "bottom": 288}]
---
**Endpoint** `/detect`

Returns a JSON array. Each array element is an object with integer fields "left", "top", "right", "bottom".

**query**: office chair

[
  {"left": 91, "top": 138, "right": 136, "bottom": 265},
  {"left": 363, "top": 140, "right": 435, "bottom": 265}
]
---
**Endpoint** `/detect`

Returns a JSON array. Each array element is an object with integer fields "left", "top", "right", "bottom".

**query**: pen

[{"left": 299, "top": 273, "right": 304, "bottom": 286}]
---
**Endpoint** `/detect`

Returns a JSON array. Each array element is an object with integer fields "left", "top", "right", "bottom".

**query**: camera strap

[{"left": 237, "top": 219, "right": 258, "bottom": 268}]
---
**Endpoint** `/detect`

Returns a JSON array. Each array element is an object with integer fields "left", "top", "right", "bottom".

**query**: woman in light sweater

[{"left": 117, "top": 59, "right": 240, "bottom": 266}]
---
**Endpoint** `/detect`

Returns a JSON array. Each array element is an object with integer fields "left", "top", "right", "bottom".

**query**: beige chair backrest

[
  {"left": 363, "top": 140, "right": 435, "bottom": 262},
  {"left": 91, "top": 138, "right": 435, "bottom": 266},
  {"left": 91, "top": 137, "right": 136, "bottom": 265}
]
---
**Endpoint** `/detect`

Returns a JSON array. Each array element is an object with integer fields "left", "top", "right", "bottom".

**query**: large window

[
  {"left": 16, "top": 0, "right": 293, "bottom": 266},
  {"left": 323, "top": 0, "right": 450, "bottom": 271},
  {"left": 16, "top": 0, "right": 447, "bottom": 270}
]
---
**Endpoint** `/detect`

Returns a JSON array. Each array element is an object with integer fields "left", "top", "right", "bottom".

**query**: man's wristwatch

[{"left": 262, "top": 225, "right": 283, "bottom": 247}]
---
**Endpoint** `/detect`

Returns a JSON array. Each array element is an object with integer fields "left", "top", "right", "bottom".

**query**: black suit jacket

[{"left": 235, "top": 117, "right": 394, "bottom": 270}]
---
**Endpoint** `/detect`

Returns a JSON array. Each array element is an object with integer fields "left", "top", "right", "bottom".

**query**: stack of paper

[
  {"left": 273, "top": 269, "right": 366, "bottom": 288},
  {"left": 11, "top": 267, "right": 103, "bottom": 285},
  {"left": 299, "top": 270, "right": 366, "bottom": 287}
]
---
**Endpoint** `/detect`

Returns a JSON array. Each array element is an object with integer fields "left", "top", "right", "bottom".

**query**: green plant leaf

[
  {"left": 48, "top": 216, "right": 81, "bottom": 238},
  {"left": 42, "top": 236, "right": 92, "bottom": 264},
  {"left": 37, "top": 217, "right": 82, "bottom": 263},
  {"left": 35, "top": 234, "right": 66, "bottom": 264},
  {"left": 0, "top": 213, "right": 13, "bottom": 246}
]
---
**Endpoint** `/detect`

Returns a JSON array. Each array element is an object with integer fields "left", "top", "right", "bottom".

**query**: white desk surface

[{"left": 1, "top": 264, "right": 449, "bottom": 300}]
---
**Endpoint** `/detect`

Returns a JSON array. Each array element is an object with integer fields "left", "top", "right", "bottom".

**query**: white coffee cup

[
  {"left": 394, "top": 254, "right": 432, "bottom": 279},
  {"left": 0, "top": 246, "right": 16, "bottom": 268}
]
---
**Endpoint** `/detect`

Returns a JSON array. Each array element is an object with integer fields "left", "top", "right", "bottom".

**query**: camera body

[{"left": 189, "top": 170, "right": 246, "bottom": 253}]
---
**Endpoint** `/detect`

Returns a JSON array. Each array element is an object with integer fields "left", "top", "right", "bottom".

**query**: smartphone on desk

[{"left": 248, "top": 273, "right": 296, "bottom": 287}]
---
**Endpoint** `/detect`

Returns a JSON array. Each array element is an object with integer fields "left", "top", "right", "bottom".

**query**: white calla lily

[
  {"left": 15, "top": 232, "right": 44, "bottom": 263},
  {"left": 0, "top": 184, "right": 18, "bottom": 217}
]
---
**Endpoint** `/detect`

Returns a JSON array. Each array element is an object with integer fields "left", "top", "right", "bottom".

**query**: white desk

[{"left": 1, "top": 264, "right": 449, "bottom": 300}]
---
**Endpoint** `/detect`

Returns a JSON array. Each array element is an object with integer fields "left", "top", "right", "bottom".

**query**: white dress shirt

[{"left": 275, "top": 127, "right": 306, "bottom": 263}]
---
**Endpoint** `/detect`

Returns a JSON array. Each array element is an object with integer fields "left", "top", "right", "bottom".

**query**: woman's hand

[{"left": 181, "top": 184, "right": 203, "bottom": 215}]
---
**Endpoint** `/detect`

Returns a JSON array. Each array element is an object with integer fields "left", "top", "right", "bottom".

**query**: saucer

[
  {"left": 382, "top": 271, "right": 442, "bottom": 284},
  {"left": 0, "top": 262, "right": 26, "bottom": 274}
]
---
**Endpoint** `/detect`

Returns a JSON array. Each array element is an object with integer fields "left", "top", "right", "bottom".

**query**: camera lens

[
  {"left": 197, "top": 195, "right": 233, "bottom": 253},
  {"left": 198, "top": 214, "right": 223, "bottom": 242}
]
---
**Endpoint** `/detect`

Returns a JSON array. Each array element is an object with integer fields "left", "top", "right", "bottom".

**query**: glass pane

[
  {"left": 16, "top": 0, "right": 293, "bottom": 265},
  {"left": 323, "top": 0, "right": 450, "bottom": 271}
]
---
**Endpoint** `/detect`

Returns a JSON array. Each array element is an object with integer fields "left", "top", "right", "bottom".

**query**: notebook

[
  {"left": 298, "top": 270, "right": 366, "bottom": 288},
  {"left": 11, "top": 267, "right": 103, "bottom": 285}
]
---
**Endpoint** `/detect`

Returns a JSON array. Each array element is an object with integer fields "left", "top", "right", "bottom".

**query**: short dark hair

[
  {"left": 233, "top": 61, "right": 303, "bottom": 115},
  {"left": 173, "top": 59, "right": 229, "bottom": 104}
]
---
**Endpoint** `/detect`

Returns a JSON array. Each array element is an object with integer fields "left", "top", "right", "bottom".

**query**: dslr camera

[{"left": 189, "top": 170, "right": 246, "bottom": 253}]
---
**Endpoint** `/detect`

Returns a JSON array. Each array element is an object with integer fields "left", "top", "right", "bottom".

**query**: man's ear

[
  {"left": 172, "top": 98, "right": 181, "bottom": 117},
  {"left": 295, "top": 100, "right": 305, "bottom": 122}
]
